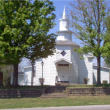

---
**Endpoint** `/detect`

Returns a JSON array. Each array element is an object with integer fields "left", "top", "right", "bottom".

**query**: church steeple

[
  {"left": 62, "top": 6, "right": 66, "bottom": 19},
  {"left": 59, "top": 7, "right": 69, "bottom": 31},
  {"left": 57, "top": 7, "right": 72, "bottom": 41}
]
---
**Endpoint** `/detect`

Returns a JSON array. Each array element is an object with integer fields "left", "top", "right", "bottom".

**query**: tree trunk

[
  {"left": 97, "top": 56, "right": 101, "bottom": 85},
  {"left": 13, "top": 64, "right": 18, "bottom": 87},
  {"left": 96, "top": 0, "right": 101, "bottom": 85},
  {"left": 31, "top": 61, "right": 35, "bottom": 86}
]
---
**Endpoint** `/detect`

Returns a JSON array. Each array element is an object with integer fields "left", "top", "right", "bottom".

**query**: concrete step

[{"left": 41, "top": 92, "right": 68, "bottom": 98}]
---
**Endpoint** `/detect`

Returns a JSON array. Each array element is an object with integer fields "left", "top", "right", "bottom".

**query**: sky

[
  {"left": 51, "top": 0, "right": 110, "bottom": 45},
  {"left": 50, "top": 0, "right": 81, "bottom": 44},
  {"left": 52, "top": 0, "right": 73, "bottom": 30}
]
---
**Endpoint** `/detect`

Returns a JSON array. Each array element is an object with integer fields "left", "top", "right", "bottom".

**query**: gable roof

[{"left": 55, "top": 58, "right": 72, "bottom": 64}]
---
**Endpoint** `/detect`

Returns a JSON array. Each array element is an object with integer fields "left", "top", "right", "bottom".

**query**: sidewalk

[{"left": 3, "top": 105, "right": 110, "bottom": 110}]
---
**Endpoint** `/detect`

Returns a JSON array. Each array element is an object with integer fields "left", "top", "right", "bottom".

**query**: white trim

[
  {"left": 55, "top": 58, "right": 72, "bottom": 64},
  {"left": 24, "top": 66, "right": 32, "bottom": 69},
  {"left": 93, "top": 65, "right": 110, "bottom": 70}
]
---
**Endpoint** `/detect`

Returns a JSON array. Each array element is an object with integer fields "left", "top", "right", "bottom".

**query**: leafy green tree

[
  {"left": 102, "top": 16, "right": 110, "bottom": 65},
  {"left": 27, "top": 33, "right": 56, "bottom": 86},
  {"left": 0, "top": 0, "right": 55, "bottom": 87},
  {"left": 70, "top": 0, "right": 110, "bottom": 85}
]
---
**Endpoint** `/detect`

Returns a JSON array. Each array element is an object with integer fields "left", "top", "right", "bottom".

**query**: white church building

[{"left": 18, "top": 7, "right": 110, "bottom": 86}]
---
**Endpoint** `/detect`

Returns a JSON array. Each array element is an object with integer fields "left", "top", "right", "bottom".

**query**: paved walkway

[{"left": 3, "top": 105, "right": 110, "bottom": 110}]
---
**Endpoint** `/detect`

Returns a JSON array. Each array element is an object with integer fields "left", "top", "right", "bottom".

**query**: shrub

[
  {"left": 39, "top": 78, "right": 44, "bottom": 86},
  {"left": 102, "top": 80, "right": 108, "bottom": 84},
  {"left": 83, "top": 78, "right": 89, "bottom": 84}
]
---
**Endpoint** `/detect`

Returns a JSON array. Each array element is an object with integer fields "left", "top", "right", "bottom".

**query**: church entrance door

[{"left": 57, "top": 64, "right": 69, "bottom": 82}]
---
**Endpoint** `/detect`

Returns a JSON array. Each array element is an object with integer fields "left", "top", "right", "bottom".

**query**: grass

[{"left": 0, "top": 96, "right": 110, "bottom": 109}]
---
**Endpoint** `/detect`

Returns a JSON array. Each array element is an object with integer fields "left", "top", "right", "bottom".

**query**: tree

[
  {"left": 0, "top": 65, "right": 13, "bottom": 87},
  {"left": 0, "top": 0, "right": 56, "bottom": 87},
  {"left": 102, "top": 16, "right": 110, "bottom": 65},
  {"left": 27, "top": 33, "right": 56, "bottom": 86},
  {"left": 70, "top": 0, "right": 110, "bottom": 85}
]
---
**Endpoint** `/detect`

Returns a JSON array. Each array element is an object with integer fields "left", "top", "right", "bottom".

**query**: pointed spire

[
  {"left": 62, "top": 6, "right": 67, "bottom": 19},
  {"left": 59, "top": 6, "right": 69, "bottom": 31}
]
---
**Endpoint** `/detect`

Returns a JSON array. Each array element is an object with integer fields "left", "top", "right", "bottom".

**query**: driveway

[{"left": 3, "top": 105, "right": 110, "bottom": 110}]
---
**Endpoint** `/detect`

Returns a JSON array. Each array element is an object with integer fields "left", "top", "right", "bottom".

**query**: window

[{"left": 61, "top": 50, "right": 66, "bottom": 56}]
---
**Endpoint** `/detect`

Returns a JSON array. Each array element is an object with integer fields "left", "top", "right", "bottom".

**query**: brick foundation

[
  {"left": 0, "top": 89, "right": 42, "bottom": 98},
  {"left": 0, "top": 87, "right": 110, "bottom": 98},
  {"left": 66, "top": 88, "right": 110, "bottom": 96}
]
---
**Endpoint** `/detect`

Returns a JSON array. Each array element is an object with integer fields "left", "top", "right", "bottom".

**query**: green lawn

[{"left": 0, "top": 96, "right": 110, "bottom": 109}]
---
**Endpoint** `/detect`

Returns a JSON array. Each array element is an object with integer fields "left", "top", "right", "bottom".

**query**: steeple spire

[
  {"left": 62, "top": 6, "right": 66, "bottom": 19},
  {"left": 59, "top": 6, "right": 69, "bottom": 31},
  {"left": 57, "top": 6, "right": 72, "bottom": 41}
]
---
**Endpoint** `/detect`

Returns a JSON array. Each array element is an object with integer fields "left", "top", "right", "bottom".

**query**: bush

[
  {"left": 83, "top": 78, "right": 89, "bottom": 84},
  {"left": 4, "top": 77, "right": 11, "bottom": 87},
  {"left": 102, "top": 80, "right": 108, "bottom": 85},
  {"left": 39, "top": 78, "right": 44, "bottom": 86}
]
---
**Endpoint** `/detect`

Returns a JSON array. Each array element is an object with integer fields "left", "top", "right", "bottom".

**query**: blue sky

[
  {"left": 50, "top": 0, "right": 80, "bottom": 44},
  {"left": 51, "top": 0, "right": 72, "bottom": 33},
  {"left": 51, "top": 0, "right": 110, "bottom": 46}
]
